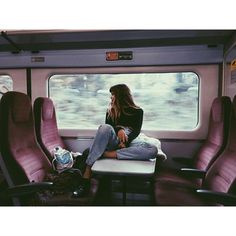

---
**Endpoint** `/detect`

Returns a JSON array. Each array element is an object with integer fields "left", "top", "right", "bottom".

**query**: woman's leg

[
  {"left": 83, "top": 124, "right": 119, "bottom": 179},
  {"left": 116, "top": 141, "right": 158, "bottom": 161},
  {"left": 103, "top": 150, "right": 117, "bottom": 158}
]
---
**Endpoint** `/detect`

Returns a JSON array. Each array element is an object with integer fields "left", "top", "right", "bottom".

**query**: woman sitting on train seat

[{"left": 83, "top": 83, "right": 158, "bottom": 180}]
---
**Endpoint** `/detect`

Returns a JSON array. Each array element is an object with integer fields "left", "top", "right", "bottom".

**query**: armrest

[
  {"left": 172, "top": 156, "right": 193, "bottom": 167},
  {"left": 179, "top": 168, "right": 206, "bottom": 179},
  {"left": 196, "top": 189, "right": 236, "bottom": 206},
  {"left": 1, "top": 182, "right": 54, "bottom": 197}
]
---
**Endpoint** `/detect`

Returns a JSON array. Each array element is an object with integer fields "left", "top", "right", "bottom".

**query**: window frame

[{"left": 31, "top": 65, "right": 218, "bottom": 140}]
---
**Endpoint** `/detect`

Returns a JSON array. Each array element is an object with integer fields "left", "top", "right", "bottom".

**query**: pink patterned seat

[
  {"left": 154, "top": 96, "right": 236, "bottom": 206},
  {"left": 0, "top": 91, "right": 98, "bottom": 205},
  {"left": 33, "top": 97, "right": 67, "bottom": 162},
  {"left": 155, "top": 96, "right": 231, "bottom": 188},
  {"left": 33, "top": 97, "right": 89, "bottom": 174}
]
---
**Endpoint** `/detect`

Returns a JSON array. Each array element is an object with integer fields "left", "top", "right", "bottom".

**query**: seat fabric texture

[
  {"left": 155, "top": 96, "right": 231, "bottom": 188},
  {"left": 33, "top": 97, "right": 66, "bottom": 162},
  {"left": 154, "top": 96, "right": 236, "bottom": 206},
  {"left": 0, "top": 92, "right": 98, "bottom": 206}
]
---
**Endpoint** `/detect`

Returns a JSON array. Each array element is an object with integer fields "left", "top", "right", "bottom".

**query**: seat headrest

[
  {"left": 41, "top": 98, "right": 54, "bottom": 121},
  {"left": 212, "top": 96, "right": 231, "bottom": 122},
  {"left": 1, "top": 91, "right": 32, "bottom": 123}
]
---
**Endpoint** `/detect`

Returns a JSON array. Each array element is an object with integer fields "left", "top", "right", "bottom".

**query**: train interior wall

[{"left": 0, "top": 45, "right": 235, "bottom": 165}]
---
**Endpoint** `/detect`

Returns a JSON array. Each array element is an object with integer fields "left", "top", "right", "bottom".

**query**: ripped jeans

[{"left": 86, "top": 124, "right": 158, "bottom": 166}]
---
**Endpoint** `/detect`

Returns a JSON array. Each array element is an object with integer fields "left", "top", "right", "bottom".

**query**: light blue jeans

[{"left": 86, "top": 124, "right": 158, "bottom": 166}]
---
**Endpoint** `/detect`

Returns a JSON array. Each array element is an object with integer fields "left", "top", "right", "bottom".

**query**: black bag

[
  {"left": 45, "top": 168, "right": 83, "bottom": 194},
  {"left": 51, "top": 146, "right": 89, "bottom": 174},
  {"left": 44, "top": 148, "right": 89, "bottom": 195}
]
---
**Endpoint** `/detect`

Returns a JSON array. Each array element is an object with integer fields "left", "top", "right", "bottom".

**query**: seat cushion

[{"left": 155, "top": 168, "right": 202, "bottom": 188}]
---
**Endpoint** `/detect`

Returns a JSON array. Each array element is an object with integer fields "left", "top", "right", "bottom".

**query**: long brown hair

[{"left": 107, "top": 84, "right": 139, "bottom": 123}]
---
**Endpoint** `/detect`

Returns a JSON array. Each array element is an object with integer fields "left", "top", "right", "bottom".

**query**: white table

[{"left": 92, "top": 158, "right": 156, "bottom": 205}]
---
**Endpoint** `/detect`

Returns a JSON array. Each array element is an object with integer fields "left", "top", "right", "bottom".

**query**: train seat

[
  {"left": 154, "top": 95, "right": 236, "bottom": 206},
  {"left": 0, "top": 91, "right": 98, "bottom": 206},
  {"left": 33, "top": 96, "right": 88, "bottom": 173},
  {"left": 33, "top": 97, "right": 68, "bottom": 162},
  {"left": 155, "top": 96, "right": 231, "bottom": 187}
]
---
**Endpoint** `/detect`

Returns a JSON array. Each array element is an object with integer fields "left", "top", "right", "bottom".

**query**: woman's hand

[
  {"left": 117, "top": 129, "right": 128, "bottom": 147},
  {"left": 118, "top": 142, "right": 126, "bottom": 149}
]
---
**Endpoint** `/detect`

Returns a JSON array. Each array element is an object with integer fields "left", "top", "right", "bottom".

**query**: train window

[
  {"left": 49, "top": 72, "right": 199, "bottom": 130},
  {"left": 0, "top": 75, "right": 13, "bottom": 98}
]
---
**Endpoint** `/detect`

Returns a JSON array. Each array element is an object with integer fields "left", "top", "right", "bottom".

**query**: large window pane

[{"left": 49, "top": 72, "right": 199, "bottom": 130}]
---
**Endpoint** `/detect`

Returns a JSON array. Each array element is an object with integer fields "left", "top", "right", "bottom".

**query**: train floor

[{"left": 95, "top": 178, "right": 155, "bottom": 206}]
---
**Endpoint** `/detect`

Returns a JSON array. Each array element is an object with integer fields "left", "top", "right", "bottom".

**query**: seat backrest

[
  {"left": 203, "top": 95, "right": 236, "bottom": 193},
  {"left": 194, "top": 96, "right": 231, "bottom": 170},
  {"left": 0, "top": 91, "right": 51, "bottom": 186},
  {"left": 33, "top": 97, "right": 66, "bottom": 161}
]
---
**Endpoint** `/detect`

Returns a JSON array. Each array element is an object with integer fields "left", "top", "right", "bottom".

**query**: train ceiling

[{"left": 0, "top": 30, "right": 235, "bottom": 54}]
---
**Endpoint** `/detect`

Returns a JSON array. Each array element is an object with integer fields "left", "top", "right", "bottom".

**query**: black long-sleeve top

[{"left": 105, "top": 107, "right": 143, "bottom": 145}]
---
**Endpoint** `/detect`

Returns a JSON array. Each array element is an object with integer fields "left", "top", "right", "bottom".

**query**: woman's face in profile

[{"left": 110, "top": 92, "right": 115, "bottom": 106}]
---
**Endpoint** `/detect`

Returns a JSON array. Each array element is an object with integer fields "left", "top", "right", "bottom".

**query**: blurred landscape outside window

[
  {"left": 49, "top": 72, "right": 199, "bottom": 130},
  {"left": 0, "top": 75, "right": 13, "bottom": 98}
]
